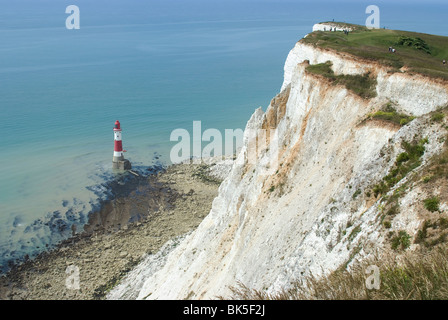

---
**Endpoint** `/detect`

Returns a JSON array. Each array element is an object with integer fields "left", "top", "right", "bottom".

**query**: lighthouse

[{"left": 112, "top": 120, "right": 131, "bottom": 170}]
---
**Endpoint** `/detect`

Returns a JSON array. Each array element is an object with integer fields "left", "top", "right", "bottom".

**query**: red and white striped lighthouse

[{"left": 112, "top": 120, "right": 131, "bottom": 170}]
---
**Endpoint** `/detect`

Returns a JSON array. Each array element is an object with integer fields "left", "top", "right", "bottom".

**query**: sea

[{"left": 0, "top": 0, "right": 447, "bottom": 272}]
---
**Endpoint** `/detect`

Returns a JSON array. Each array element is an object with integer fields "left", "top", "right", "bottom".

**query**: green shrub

[
  {"left": 429, "top": 233, "right": 448, "bottom": 247},
  {"left": 391, "top": 230, "right": 412, "bottom": 250},
  {"left": 440, "top": 218, "right": 448, "bottom": 229},
  {"left": 373, "top": 181, "right": 388, "bottom": 198},
  {"left": 352, "top": 189, "right": 362, "bottom": 199},
  {"left": 415, "top": 219, "right": 448, "bottom": 248},
  {"left": 386, "top": 204, "right": 399, "bottom": 216},
  {"left": 415, "top": 220, "right": 431, "bottom": 245},
  {"left": 368, "top": 107, "right": 415, "bottom": 126},
  {"left": 396, "top": 36, "right": 431, "bottom": 54},
  {"left": 348, "top": 225, "right": 361, "bottom": 242},
  {"left": 424, "top": 196, "right": 440, "bottom": 212},
  {"left": 396, "top": 152, "right": 410, "bottom": 164},
  {"left": 403, "top": 139, "right": 426, "bottom": 159}
]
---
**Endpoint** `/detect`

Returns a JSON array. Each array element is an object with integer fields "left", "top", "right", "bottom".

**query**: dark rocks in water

[
  {"left": 65, "top": 208, "right": 77, "bottom": 221},
  {"left": 49, "top": 218, "right": 69, "bottom": 233},
  {"left": 12, "top": 216, "right": 23, "bottom": 228},
  {"left": 0, "top": 163, "right": 168, "bottom": 274},
  {"left": 52, "top": 211, "right": 62, "bottom": 219}
]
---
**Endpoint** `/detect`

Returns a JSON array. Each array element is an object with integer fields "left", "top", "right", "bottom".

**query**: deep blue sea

[{"left": 0, "top": 0, "right": 446, "bottom": 271}]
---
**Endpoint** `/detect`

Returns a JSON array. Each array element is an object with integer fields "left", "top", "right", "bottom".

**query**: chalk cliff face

[{"left": 109, "top": 26, "right": 448, "bottom": 300}]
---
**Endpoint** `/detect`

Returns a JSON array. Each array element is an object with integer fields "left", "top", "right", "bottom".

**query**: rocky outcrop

[{"left": 108, "top": 25, "right": 448, "bottom": 300}]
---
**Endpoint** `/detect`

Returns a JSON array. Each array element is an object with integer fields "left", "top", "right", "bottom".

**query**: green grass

[
  {"left": 415, "top": 219, "right": 448, "bottom": 248},
  {"left": 431, "top": 112, "right": 445, "bottom": 122},
  {"left": 302, "top": 23, "right": 448, "bottom": 80},
  {"left": 337, "top": 72, "right": 377, "bottom": 99},
  {"left": 426, "top": 148, "right": 448, "bottom": 181},
  {"left": 415, "top": 220, "right": 431, "bottom": 244},
  {"left": 306, "top": 61, "right": 377, "bottom": 99},
  {"left": 225, "top": 245, "right": 448, "bottom": 300},
  {"left": 306, "top": 61, "right": 334, "bottom": 77}
]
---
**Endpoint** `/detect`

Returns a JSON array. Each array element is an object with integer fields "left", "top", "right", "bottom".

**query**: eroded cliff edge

[{"left": 109, "top": 25, "right": 448, "bottom": 300}]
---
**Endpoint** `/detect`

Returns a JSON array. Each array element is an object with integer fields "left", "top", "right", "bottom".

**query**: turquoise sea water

[{"left": 0, "top": 0, "right": 447, "bottom": 271}]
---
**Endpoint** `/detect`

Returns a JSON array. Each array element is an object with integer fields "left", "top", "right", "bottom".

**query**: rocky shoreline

[{"left": 0, "top": 160, "right": 230, "bottom": 300}]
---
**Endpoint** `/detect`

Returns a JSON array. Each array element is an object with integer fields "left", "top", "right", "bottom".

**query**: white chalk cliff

[{"left": 108, "top": 24, "right": 448, "bottom": 300}]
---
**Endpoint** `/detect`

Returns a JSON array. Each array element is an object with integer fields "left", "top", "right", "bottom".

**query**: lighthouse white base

[{"left": 112, "top": 158, "right": 131, "bottom": 170}]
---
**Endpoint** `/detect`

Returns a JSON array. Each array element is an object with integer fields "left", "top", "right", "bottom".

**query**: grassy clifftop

[{"left": 303, "top": 22, "right": 448, "bottom": 80}]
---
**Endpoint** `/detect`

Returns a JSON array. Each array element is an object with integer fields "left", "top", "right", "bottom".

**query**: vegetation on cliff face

[
  {"left": 367, "top": 102, "right": 416, "bottom": 126},
  {"left": 306, "top": 61, "right": 377, "bottom": 99},
  {"left": 226, "top": 104, "right": 448, "bottom": 300},
  {"left": 302, "top": 23, "right": 448, "bottom": 80},
  {"left": 372, "top": 137, "right": 428, "bottom": 198}
]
